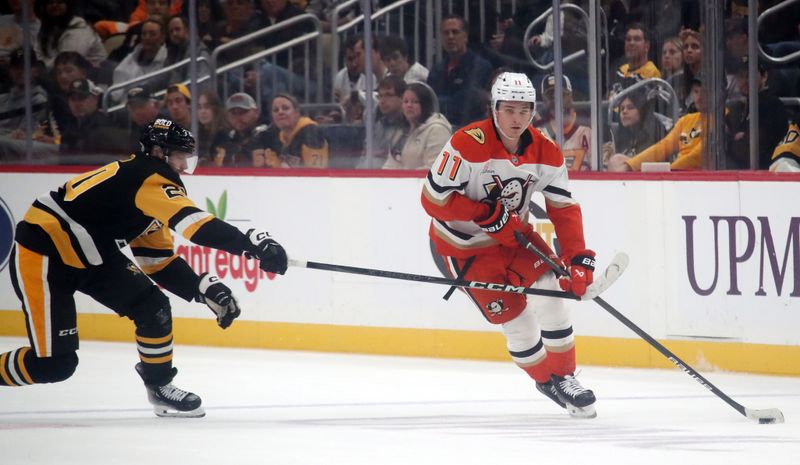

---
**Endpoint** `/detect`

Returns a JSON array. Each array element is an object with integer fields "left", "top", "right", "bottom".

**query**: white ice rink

[{"left": 1, "top": 336, "right": 799, "bottom": 465}]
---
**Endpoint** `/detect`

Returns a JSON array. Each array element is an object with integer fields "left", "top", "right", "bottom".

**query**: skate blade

[
  {"left": 153, "top": 406, "right": 206, "bottom": 418},
  {"left": 565, "top": 402, "right": 596, "bottom": 419}
]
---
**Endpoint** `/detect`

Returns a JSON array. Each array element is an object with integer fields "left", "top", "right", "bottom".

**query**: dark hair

[
  {"left": 380, "top": 35, "right": 408, "bottom": 60},
  {"left": 379, "top": 74, "right": 407, "bottom": 97},
  {"left": 142, "top": 17, "right": 166, "bottom": 34},
  {"left": 53, "top": 51, "right": 92, "bottom": 71},
  {"left": 626, "top": 22, "right": 649, "bottom": 42},
  {"left": 271, "top": 93, "right": 300, "bottom": 111},
  {"left": 405, "top": 82, "right": 436, "bottom": 124},
  {"left": 35, "top": 0, "right": 77, "bottom": 59},
  {"left": 442, "top": 14, "right": 468, "bottom": 33}
]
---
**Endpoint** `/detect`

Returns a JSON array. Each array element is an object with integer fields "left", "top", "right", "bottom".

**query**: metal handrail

[
  {"left": 522, "top": 4, "right": 608, "bottom": 72},
  {"left": 101, "top": 55, "right": 211, "bottom": 112},
  {"left": 210, "top": 13, "right": 323, "bottom": 101},
  {"left": 330, "top": 0, "right": 420, "bottom": 95},
  {"left": 757, "top": 0, "right": 800, "bottom": 65},
  {"left": 606, "top": 78, "right": 680, "bottom": 130}
]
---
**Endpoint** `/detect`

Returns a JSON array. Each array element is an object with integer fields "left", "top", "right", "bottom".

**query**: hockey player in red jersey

[
  {"left": 421, "top": 72, "right": 597, "bottom": 417},
  {"left": 0, "top": 119, "right": 288, "bottom": 418}
]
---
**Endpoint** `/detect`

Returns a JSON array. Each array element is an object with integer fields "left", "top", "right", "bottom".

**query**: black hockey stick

[
  {"left": 513, "top": 231, "right": 785, "bottom": 424},
  {"left": 289, "top": 258, "right": 577, "bottom": 299}
]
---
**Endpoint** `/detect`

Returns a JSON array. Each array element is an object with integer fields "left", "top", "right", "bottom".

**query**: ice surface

[{"left": 1, "top": 336, "right": 798, "bottom": 465}]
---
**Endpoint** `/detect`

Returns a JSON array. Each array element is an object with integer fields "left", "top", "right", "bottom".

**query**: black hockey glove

[
  {"left": 244, "top": 228, "right": 288, "bottom": 274},
  {"left": 196, "top": 272, "right": 241, "bottom": 329}
]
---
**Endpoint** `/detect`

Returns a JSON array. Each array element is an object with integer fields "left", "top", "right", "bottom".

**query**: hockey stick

[
  {"left": 513, "top": 231, "right": 785, "bottom": 424},
  {"left": 288, "top": 254, "right": 627, "bottom": 301}
]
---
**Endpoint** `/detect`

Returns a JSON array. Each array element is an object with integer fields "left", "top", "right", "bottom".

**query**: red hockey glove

[
  {"left": 475, "top": 200, "right": 526, "bottom": 248},
  {"left": 558, "top": 249, "right": 596, "bottom": 296}
]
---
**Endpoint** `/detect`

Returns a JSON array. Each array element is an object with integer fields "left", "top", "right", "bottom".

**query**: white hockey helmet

[{"left": 491, "top": 72, "right": 536, "bottom": 112}]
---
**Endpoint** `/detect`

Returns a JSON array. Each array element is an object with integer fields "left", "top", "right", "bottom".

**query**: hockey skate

[
  {"left": 136, "top": 363, "right": 205, "bottom": 418},
  {"left": 536, "top": 380, "right": 566, "bottom": 409},
  {"left": 551, "top": 374, "right": 596, "bottom": 419}
]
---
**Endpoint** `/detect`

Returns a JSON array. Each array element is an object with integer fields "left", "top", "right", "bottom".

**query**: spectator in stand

[
  {"left": 95, "top": 0, "right": 182, "bottom": 39},
  {"left": 603, "top": 88, "right": 664, "bottom": 166},
  {"left": 608, "top": 75, "right": 707, "bottom": 171},
  {"left": 33, "top": 0, "right": 108, "bottom": 69},
  {"left": 108, "top": 0, "right": 175, "bottom": 63},
  {"left": 535, "top": 74, "right": 592, "bottom": 171},
  {"left": 0, "top": 0, "right": 40, "bottom": 66},
  {"left": 196, "top": 89, "right": 229, "bottom": 165},
  {"left": 427, "top": 15, "right": 493, "bottom": 128},
  {"left": 610, "top": 23, "right": 661, "bottom": 97},
  {"left": 358, "top": 75, "right": 408, "bottom": 168},
  {"left": 724, "top": 17, "right": 749, "bottom": 100},
  {"left": 0, "top": 49, "right": 48, "bottom": 136},
  {"left": 209, "top": 92, "right": 268, "bottom": 167},
  {"left": 112, "top": 18, "right": 169, "bottom": 103},
  {"left": 59, "top": 78, "right": 127, "bottom": 162},
  {"left": 163, "top": 83, "right": 192, "bottom": 130},
  {"left": 726, "top": 56, "right": 788, "bottom": 169},
  {"left": 180, "top": 0, "right": 223, "bottom": 50},
  {"left": 124, "top": 86, "right": 162, "bottom": 151},
  {"left": 332, "top": 36, "right": 363, "bottom": 105},
  {"left": 164, "top": 15, "right": 210, "bottom": 83},
  {"left": 383, "top": 82, "right": 451, "bottom": 170},
  {"left": 214, "top": 0, "right": 265, "bottom": 61},
  {"left": 380, "top": 35, "right": 429, "bottom": 83},
  {"left": 676, "top": 28, "right": 702, "bottom": 112},
  {"left": 251, "top": 93, "right": 329, "bottom": 168},
  {"left": 661, "top": 36, "right": 684, "bottom": 81}
]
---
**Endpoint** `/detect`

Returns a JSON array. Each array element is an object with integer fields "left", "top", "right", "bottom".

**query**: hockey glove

[
  {"left": 196, "top": 272, "right": 241, "bottom": 329},
  {"left": 558, "top": 249, "right": 596, "bottom": 297},
  {"left": 475, "top": 200, "right": 526, "bottom": 248},
  {"left": 244, "top": 229, "right": 288, "bottom": 274}
]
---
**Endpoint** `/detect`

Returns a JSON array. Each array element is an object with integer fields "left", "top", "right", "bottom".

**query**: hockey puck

[{"left": 759, "top": 418, "right": 773, "bottom": 424}]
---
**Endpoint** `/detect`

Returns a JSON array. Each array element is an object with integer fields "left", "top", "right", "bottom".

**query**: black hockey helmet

[{"left": 139, "top": 118, "right": 195, "bottom": 155}]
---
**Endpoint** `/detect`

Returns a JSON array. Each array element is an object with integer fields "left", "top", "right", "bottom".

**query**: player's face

[
  {"left": 495, "top": 101, "right": 533, "bottom": 140},
  {"left": 271, "top": 96, "right": 300, "bottom": 131},
  {"left": 166, "top": 150, "right": 192, "bottom": 174}
]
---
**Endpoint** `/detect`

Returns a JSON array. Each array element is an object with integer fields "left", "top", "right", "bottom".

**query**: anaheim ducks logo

[
  {"left": 485, "top": 298, "right": 508, "bottom": 315},
  {"left": 483, "top": 174, "right": 535, "bottom": 213},
  {"left": 464, "top": 127, "right": 485, "bottom": 144}
]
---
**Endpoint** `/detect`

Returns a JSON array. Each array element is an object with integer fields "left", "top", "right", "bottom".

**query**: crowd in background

[{"left": 0, "top": 0, "right": 798, "bottom": 171}]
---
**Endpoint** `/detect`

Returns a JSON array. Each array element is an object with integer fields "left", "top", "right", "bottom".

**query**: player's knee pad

[
  {"left": 29, "top": 351, "right": 79, "bottom": 384},
  {"left": 130, "top": 290, "right": 172, "bottom": 335},
  {"left": 528, "top": 273, "right": 570, "bottom": 329},
  {"left": 501, "top": 308, "right": 541, "bottom": 352}
]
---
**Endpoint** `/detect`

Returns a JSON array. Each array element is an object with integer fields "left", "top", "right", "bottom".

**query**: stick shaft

[
  {"left": 291, "top": 259, "right": 578, "bottom": 300},
  {"left": 512, "top": 232, "right": 751, "bottom": 418}
]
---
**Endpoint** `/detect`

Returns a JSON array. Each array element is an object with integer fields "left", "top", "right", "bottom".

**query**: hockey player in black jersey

[{"left": 0, "top": 118, "right": 288, "bottom": 418}]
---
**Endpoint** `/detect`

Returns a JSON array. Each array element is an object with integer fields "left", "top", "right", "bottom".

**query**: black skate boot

[
  {"left": 551, "top": 374, "right": 596, "bottom": 419},
  {"left": 536, "top": 380, "right": 566, "bottom": 409},
  {"left": 136, "top": 363, "right": 205, "bottom": 418}
]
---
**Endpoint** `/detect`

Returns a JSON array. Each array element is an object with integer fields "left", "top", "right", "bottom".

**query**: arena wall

[{"left": 1, "top": 168, "right": 798, "bottom": 376}]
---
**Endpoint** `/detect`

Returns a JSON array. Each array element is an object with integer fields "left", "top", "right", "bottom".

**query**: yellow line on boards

[{"left": 0, "top": 310, "right": 797, "bottom": 376}]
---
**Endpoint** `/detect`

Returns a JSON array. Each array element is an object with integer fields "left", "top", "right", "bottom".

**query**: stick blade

[
  {"left": 746, "top": 407, "right": 785, "bottom": 424},
  {"left": 582, "top": 252, "right": 630, "bottom": 300}
]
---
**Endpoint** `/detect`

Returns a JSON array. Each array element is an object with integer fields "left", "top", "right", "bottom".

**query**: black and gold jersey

[
  {"left": 770, "top": 122, "right": 800, "bottom": 171},
  {"left": 16, "top": 154, "right": 249, "bottom": 278}
]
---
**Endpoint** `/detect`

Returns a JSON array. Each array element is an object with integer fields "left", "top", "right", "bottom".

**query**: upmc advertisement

[{"left": 0, "top": 170, "right": 797, "bottom": 373}]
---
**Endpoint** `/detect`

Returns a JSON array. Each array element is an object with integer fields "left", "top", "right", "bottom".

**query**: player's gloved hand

[
  {"left": 558, "top": 249, "right": 596, "bottom": 297},
  {"left": 196, "top": 272, "right": 241, "bottom": 329},
  {"left": 475, "top": 200, "right": 526, "bottom": 248},
  {"left": 244, "top": 229, "right": 288, "bottom": 274}
]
